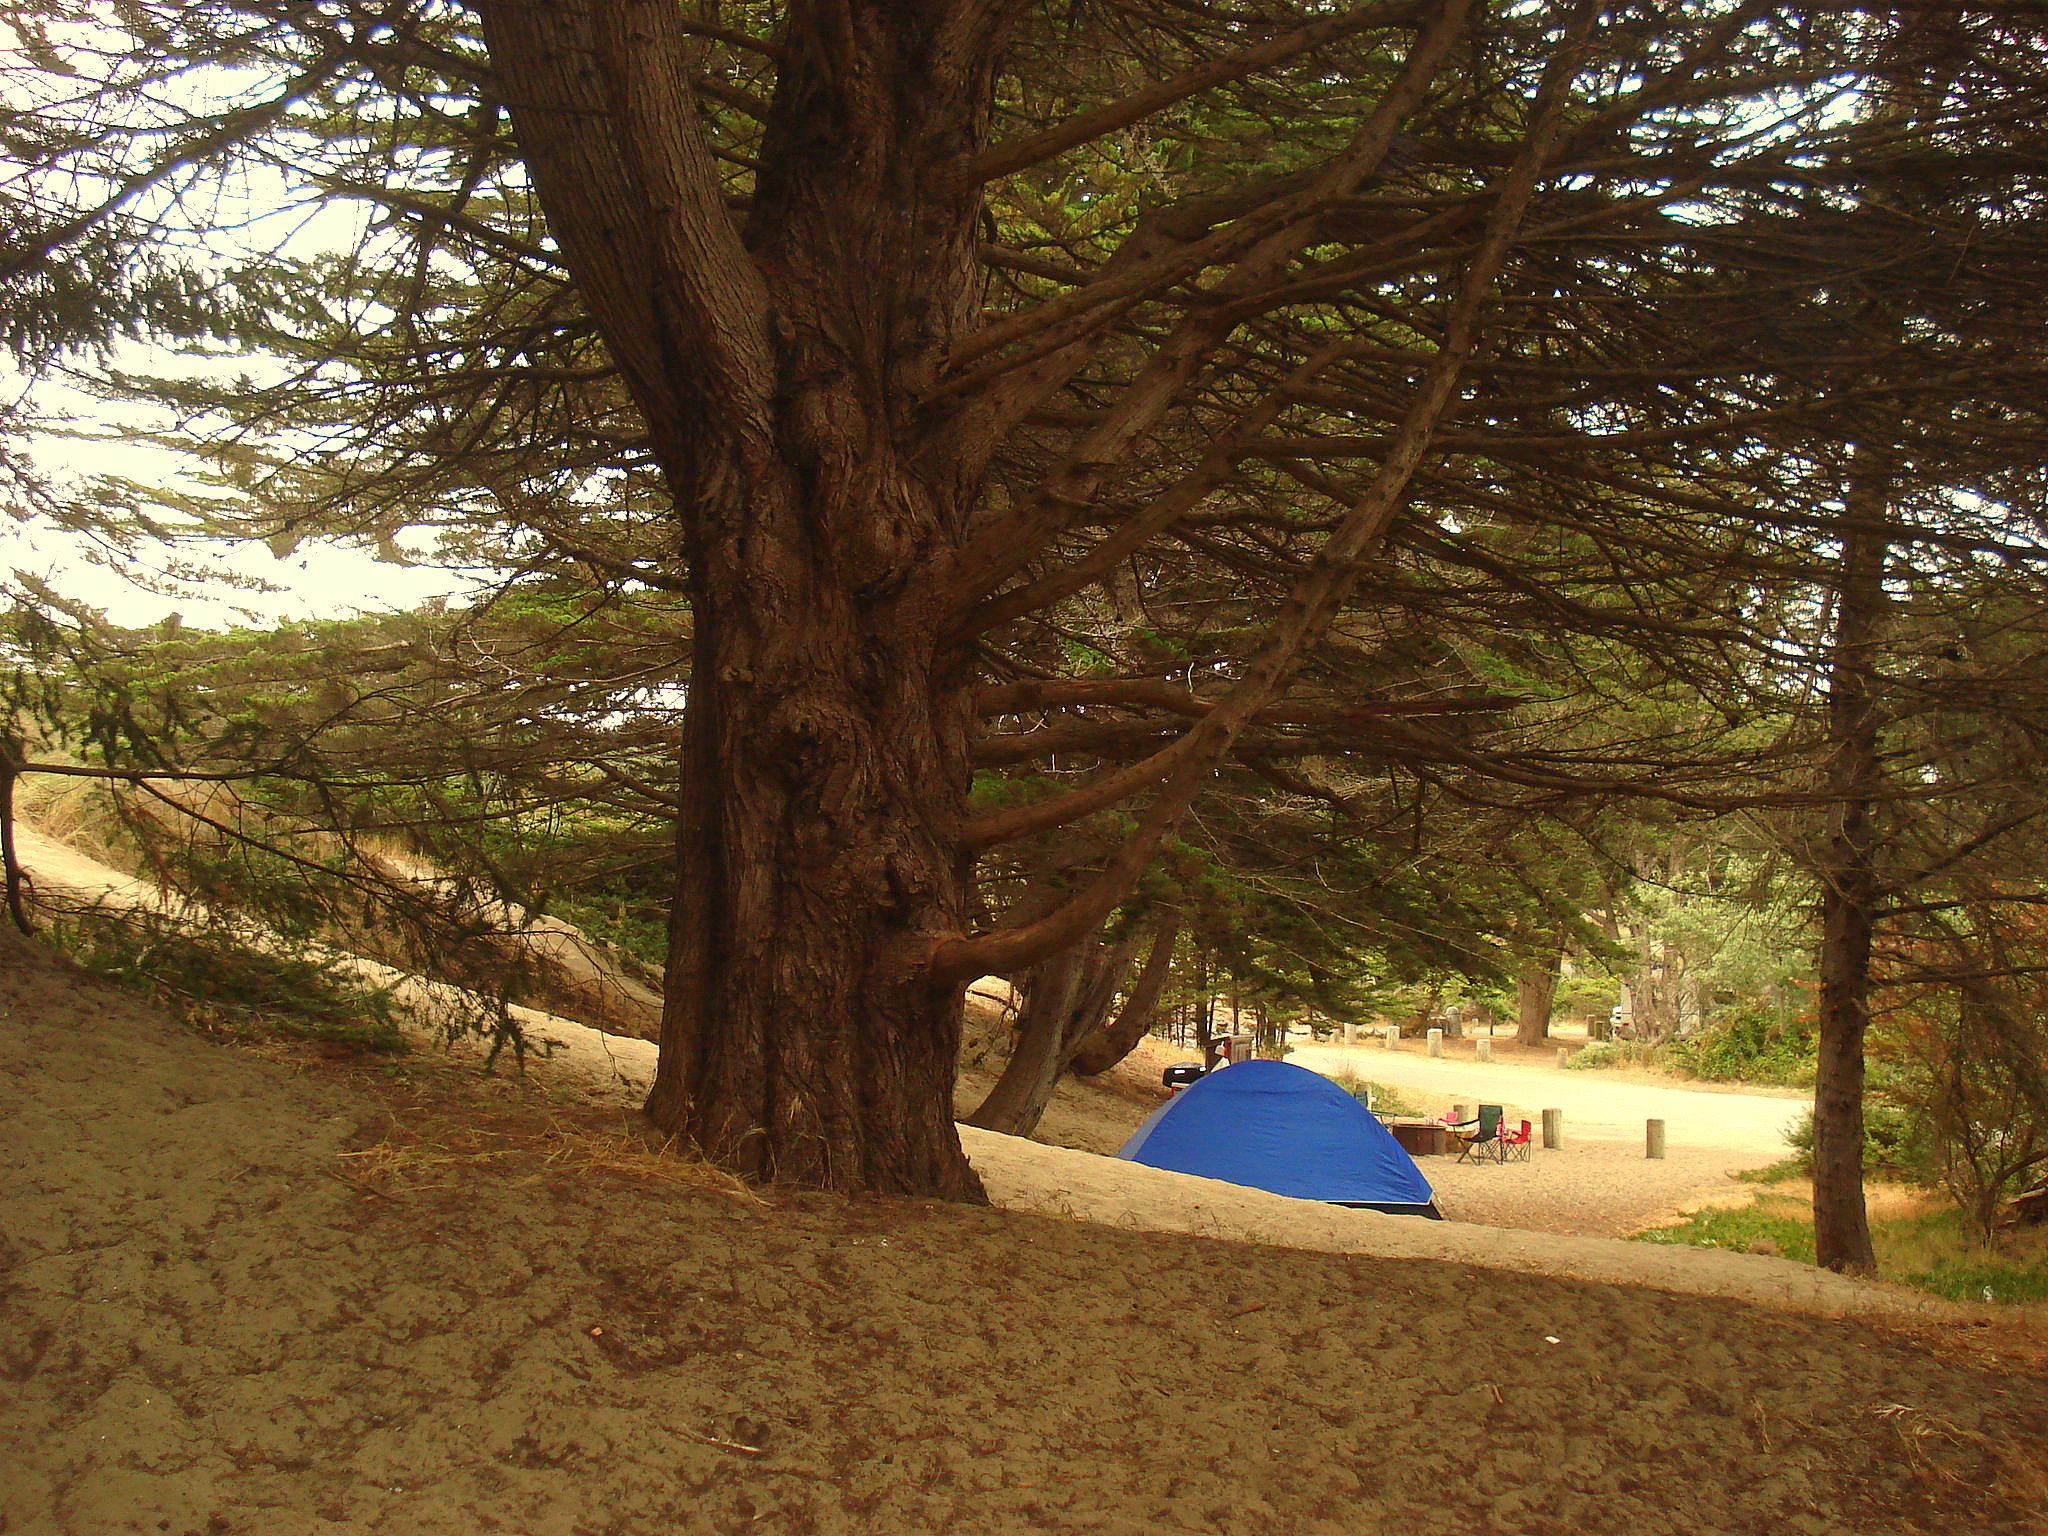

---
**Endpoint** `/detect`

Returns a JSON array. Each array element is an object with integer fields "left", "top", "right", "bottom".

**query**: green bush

[
  {"left": 1780, "top": 1103, "right": 1930, "bottom": 1182},
  {"left": 1666, "top": 1005, "right": 1816, "bottom": 1087},
  {"left": 1560, "top": 1040, "right": 1666, "bottom": 1072}
]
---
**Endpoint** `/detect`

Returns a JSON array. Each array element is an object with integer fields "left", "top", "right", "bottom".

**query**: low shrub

[
  {"left": 1781, "top": 1103, "right": 1930, "bottom": 1182},
  {"left": 1666, "top": 1005, "right": 1817, "bottom": 1088},
  {"left": 1560, "top": 1040, "right": 1666, "bottom": 1072}
]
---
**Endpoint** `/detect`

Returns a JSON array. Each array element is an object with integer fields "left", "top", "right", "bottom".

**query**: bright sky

[
  {"left": 6, "top": 373, "right": 484, "bottom": 631},
  {"left": 3, "top": 19, "right": 491, "bottom": 632},
  {"left": 7, "top": 516, "right": 477, "bottom": 630}
]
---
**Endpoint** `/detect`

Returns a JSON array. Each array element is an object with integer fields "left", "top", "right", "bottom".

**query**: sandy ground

[
  {"left": 3, "top": 820, "right": 1946, "bottom": 1310},
  {"left": 11, "top": 819, "right": 2048, "bottom": 1532},
  {"left": 6, "top": 952, "right": 2048, "bottom": 1536}
]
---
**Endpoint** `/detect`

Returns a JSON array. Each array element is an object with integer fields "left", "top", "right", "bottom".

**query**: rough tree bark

[
  {"left": 471, "top": 0, "right": 1578, "bottom": 1195},
  {"left": 1514, "top": 947, "right": 1560, "bottom": 1047},
  {"left": 1810, "top": 447, "right": 1893, "bottom": 1276},
  {"left": 475, "top": 0, "right": 1010, "bottom": 1195}
]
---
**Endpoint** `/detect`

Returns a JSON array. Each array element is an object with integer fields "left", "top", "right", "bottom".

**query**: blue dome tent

[{"left": 1115, "top": 1059, "right": 1441, "bottom": 1218}]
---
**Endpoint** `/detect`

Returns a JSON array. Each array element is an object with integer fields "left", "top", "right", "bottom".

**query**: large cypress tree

[{"left": 10, "top": 1, "right": 2048, "bottom": 1200}]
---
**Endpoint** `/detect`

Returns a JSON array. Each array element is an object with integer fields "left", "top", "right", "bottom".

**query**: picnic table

[{"left": 1385, "top": 1118, "right": 1457, "bottom": 1157}]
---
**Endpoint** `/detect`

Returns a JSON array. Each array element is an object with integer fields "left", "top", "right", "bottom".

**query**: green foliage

[
  {"left": 1056, "top": 637, "right": 1119, "bottom": 675},
  {"left": 1870, "top": 931, "right": 2048, "bottom": 1239},
  {"left": 1560, "top": 1040, "right": 1667, "bottom": 1072},
  {"left": 551, "top": 894, "right": 668, "bottom": 970},
  {"left": 1780, "top": 1104, "right": 1930, "bottom": 1183},
  {"left": 1631, "top": 1202, "right": 1817, "bottom": 1265},
  {"left": 1665, "top": 1004, "right": 1817, "bottom": 1088},
  {"left": 55, "top": 905, "right": 407, "bottom": 1053},
  {"left": 1552, "top": 973, "right": 1620, "bottom": 1025}
]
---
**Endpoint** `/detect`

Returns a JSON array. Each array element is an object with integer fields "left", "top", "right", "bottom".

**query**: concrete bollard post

[
  {"left": 1475, "top": 1039, "right": 1492, "bottom": 1063},
  {"left": 1426, "top": 1027, "right": 1444, "bottom": 1059},
  {"left": 1646, "top": 1119, "right": 1666, "bottom": 1159},
  {"left": 1556, "top": 1047, "right": 1570, "bottom": 1070},
  {"left": 1382, "top": 1025, "right": 1398, "bottom": 1049},
  {"left": 1344, "top": 1022, "right": 1357, "bottom": 1046},
  {"left": 1541, "top": 1108, "right": 1562, "bottom": 1149}
]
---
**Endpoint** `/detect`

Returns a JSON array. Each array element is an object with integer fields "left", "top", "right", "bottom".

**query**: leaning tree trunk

[
  {"left": 967, "top": 932, "right": 1137, "bottom": 1137},
  {"left": 1069, "top": 915, "right": 1182, "bottom": 1075}
]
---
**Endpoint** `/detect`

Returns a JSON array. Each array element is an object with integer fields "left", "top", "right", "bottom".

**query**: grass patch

[
  {"left": 1632, "top": 1192, "right": 1816, "bottom": 1263},
  {"left": 1734, "top": 1157, "right": 1807, "bottom": 1184},
  {"left": 1633, "top": 1186, "right": 2048, "bottom": 1304},
  {"left": 1876, "top": 1208, "right": 2048, "bottom": 1305}
]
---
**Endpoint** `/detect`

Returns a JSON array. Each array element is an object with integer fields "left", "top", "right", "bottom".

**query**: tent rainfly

[{"left": 1115, "top": 1058, "right": 1441, "bottom": 1218}]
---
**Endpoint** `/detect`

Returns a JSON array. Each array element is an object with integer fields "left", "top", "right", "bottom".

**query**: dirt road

[{"left": 1291, "top": 1040, "right": 1807, "bottom": 1158}]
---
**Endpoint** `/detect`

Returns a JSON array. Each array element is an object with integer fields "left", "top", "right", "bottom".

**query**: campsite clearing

[{"left": 1288, "top": 1040, "right": 1807, "bottom": 1235}]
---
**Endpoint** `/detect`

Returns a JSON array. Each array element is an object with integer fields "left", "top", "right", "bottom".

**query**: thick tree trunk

[
  {"left": 472, "top": 0, "right": 1508, "bottom": 1196},
  {"left": 1069, "top": 915, "right": 1181, "bottom": 1075},
  {"left": 644, "top": 595, "right": 982, "bottom": 1194},
  {"left": 1515, "top": 948, "right": 1560, "bottom": 1047},
  {"left": 477, "top": 0, "right": 1010, "bottom": 1197}
]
